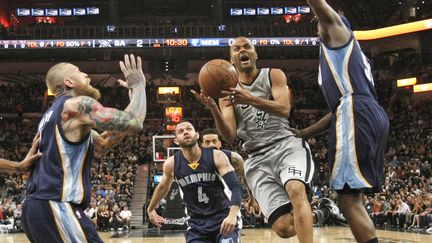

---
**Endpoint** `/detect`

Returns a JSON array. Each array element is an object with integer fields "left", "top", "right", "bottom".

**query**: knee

[
  {"left": 272, "top": 221, "right": 296, "bottom": 239},
  {"left": 286, "top": 181, "right": 306, "bottom": 202}
]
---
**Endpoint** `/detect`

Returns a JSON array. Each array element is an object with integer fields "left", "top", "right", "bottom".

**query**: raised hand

[
  {"left": 191, "top": 89, "right": 218, "bottom": 110},
  {"left": 119, "top": 54, "right": 146, "bottom": 89}
]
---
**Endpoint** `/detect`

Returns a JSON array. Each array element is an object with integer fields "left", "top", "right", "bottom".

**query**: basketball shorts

[
  {"left": 244, "top": 136, "right": 315, "bottom": 225},
  {"left": 328, "top": 95, "right": 389, "bottom": 192},
  {"left": 22, "top": 197, "right": 103, "bottom": 243},
  {"left": 186, "top": 209, "right": 241, "bottom": 243}
]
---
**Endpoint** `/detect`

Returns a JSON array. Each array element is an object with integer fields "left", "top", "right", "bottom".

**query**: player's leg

[
  {"left": 337, "top": 190, "right": 377, "bottom": 243},
  {"left": 279, "top": 138, "right": 315, "bottom": 243},
  {"left": 21, "top": 198, "right": 65, "bottom": 243},
  {"left": 244, "top": 152, "right": 296, "bottom": 238},
  {"left": 71, "top": 204, "right": 104, "bottom": 243},
  {"left": 185, "top": 217, "right": 212, "bottom": 243},
  {"left": 285, "top": 181, "right": 313, "bottom": 243}
]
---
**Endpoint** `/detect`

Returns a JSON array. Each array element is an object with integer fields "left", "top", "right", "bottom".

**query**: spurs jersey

[
  {"left": 234, "top": 68, "right": 294, "bottom": 154},
  {"left": 173, "top": 147, "right": 231, "bottom": 217},
  {"left": 26, "top": 95, "right": 93, "bottom": 207}
]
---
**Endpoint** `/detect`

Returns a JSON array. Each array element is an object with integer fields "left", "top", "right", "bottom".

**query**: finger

[
  {"left": 137, "top": 56, "right": 143, "bottom": 73},
  {"left": 117, "top": 79, "right": 129, "bottom": 88},
  {"left": 124, "top": 54, "right": 131, "bottom": 70},
  {"left": 220, "top": 222, "right": 226, "bottom": 235},
  {"left": 32, "top": 132, "right": 40, "bottom": 142},
  {"left": 119, "top": 61, "right": 128, "bottom": 75},
  {"left": 29, "top": 153, "right": 43, "bottom": 161},
  {"left": 130, "top": 54, "right": 137, "bottom": 69}
]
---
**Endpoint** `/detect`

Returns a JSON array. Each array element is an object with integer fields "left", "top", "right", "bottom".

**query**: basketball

[{"left": 198, "top": 59, "right": 238, "bottom": 99}]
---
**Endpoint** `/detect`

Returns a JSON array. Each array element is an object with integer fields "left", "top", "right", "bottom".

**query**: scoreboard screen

[{"left": 0, "top": 37, "right": 319, "bottom": 49}]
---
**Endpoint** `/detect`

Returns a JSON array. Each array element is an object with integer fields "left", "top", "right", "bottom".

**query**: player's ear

[
  {"left": 196, "top": 132, "right": 200, "bottom": 141},
  {"left": 64, "top": 77, "right": 75, "bottom": 88}
]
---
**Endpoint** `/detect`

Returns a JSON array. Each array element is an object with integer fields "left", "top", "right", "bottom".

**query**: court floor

[{"left": 0, "top": 227, "right": 429, "bottom": 243}]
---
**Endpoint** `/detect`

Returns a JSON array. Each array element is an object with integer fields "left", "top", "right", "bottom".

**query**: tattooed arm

[{"left": 62, "top": 54, "right": 147, "bottom": 149}]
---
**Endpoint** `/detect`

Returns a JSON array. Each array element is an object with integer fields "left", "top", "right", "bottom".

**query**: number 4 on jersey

[{"left": 198, "top": 186, "right": 209, "bottom": 204}]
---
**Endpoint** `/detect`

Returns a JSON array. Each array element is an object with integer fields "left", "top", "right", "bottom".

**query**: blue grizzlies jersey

[
  {"left": 174, "top": 147, "right": 231, "bottom": 217},
  {"left": 221, "top": 149, "right": 232, "bottom": 162},
  {"left": 318, "top": 33, "right": 378, "bottom": 111},
  {"left": 27, "top": 95, "right": 94, "bottom": 207}
]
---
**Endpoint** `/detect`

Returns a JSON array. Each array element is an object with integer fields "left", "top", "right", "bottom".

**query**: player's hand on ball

[
  {"left": 147, "top": 210, "right": 166, "bottom": 227},
  {"left": 191, "top": 90, "right": 218, "bottom": 109},
  {"left": 119, "top": 54, "right": 146, "bottom": 89},
  {"left": 220, "top": 214, "right": 237, "bottom": 236},
  {"left": 221, "top": 81, "right": 255, "bottom": 105}
]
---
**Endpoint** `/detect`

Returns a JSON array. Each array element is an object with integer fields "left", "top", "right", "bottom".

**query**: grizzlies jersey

[
  {"left": 318, "top": 33, "right": 378, "bottom": 111},
  {"left": 221, "top": 149, "right": 232, "bottom": 161},
  {"left": 174, "top": 147, "right": 230, "bottom": 217},
  {"left": 27, "top": 95, "right": 94, "bottom": 207},
  {"left": 234, "top": 68, "right": 294, "bottom": 153}
]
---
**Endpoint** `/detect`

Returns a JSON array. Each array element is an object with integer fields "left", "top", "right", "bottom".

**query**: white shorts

[{"left": 244, "top": 137, "right": 315, "bottom": 225}]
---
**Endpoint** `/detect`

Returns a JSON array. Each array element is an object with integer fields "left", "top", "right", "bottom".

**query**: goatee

[{"left": 75, "top": 85, "right": 101, "bottom": 100}]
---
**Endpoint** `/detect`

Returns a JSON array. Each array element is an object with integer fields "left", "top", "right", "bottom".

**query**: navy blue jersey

[
  {"left": 318, "top": 33, "right": 378, "bottom": 111},
  {"left": 221, "top": 149, "right": 232, "bottom": 162},
  {"left": 27, "top": 95, "right": 94, "bottom": 207},
  {"left": 174, "top": 147, "right": 231, "bottom": 217}
]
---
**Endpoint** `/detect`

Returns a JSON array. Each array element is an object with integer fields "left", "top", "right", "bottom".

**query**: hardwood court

[{"left": 0, "top": 227, "right": 429, "bottom": 243}]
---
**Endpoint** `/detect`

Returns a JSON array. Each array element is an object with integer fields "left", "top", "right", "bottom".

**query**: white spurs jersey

[{"left": 234, "top": 68, "right": 295, "bottom": 154}]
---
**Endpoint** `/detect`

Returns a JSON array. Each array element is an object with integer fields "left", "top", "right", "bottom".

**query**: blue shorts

[
  {"left": 186, "top": 209, "right": 241, "bottom": 243},
  {"left": 22, "top": 197, "right": 103, "bottom": 243},
  {"left": 328, "top": 96, "right": 389, "bottom": 192}
]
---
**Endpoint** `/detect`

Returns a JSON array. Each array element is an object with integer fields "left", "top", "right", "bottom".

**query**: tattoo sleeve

[{"left": 76, "top": 96, "right": 144, "bottom": 133}]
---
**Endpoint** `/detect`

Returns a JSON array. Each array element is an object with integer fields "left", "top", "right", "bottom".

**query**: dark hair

[
  {"left": 174, "top": 120, "right": 194, "bottom": 134},
  {"left": 201, "top": 128, "right": 219, "bottom": 137}
]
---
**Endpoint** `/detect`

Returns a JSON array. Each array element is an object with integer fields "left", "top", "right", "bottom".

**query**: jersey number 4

[{"left": 198, "top": 186, "right": 209, "bottom": 204}]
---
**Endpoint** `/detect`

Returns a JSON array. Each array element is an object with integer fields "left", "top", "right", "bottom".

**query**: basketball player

[
  {"left": 288, "top": 1, "right": 390, "bottom": 243},
  {"left": 192, "top": 36, "right": 315, "bottom": 242},
  {"left": 21, "top": 54, "right": 147, "bottom": 243},
  {"left": 147, "top": 121, "right": 243, "bottom": 243},
  {"left": 0, "top": 133, "right": 41, "bottom": 172}
]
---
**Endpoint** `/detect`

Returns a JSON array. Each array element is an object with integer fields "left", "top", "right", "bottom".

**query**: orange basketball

[{"left": 198, "top": 59, "right": 238, "bottom": 99}]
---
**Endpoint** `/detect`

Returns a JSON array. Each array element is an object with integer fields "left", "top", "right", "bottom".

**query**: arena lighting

[
  {"left": 47, "top": 89, "right": 54, "bottom": 96},
  {"left": 354, "top": 18, "right": 432, "bottom": 40},
  {"left": 413, "top": 83, "right": 432, "bottom": 93},
  {"left": 157, "top": 86, "right": 180, "bottom": 95},
  {"left": 397, "top": 77, "right": 417, "bottom": 87}
]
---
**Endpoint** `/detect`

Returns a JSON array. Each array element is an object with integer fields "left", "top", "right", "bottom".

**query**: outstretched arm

[
  {"left": 0, "top": 133, "right": 42, "bottom": 172},
  {"left": 289, "top": 112, "right": 332, "bottom": 138},
  {"left": 307, "top": 0, "right": 351, "bottom": 47},
  {"left": 147, "top": 157, "right": 174, "bottom": 227},
  {"left": 191, "top": 90, "right": 238, "bottom": 144},
  {"left": 64, "top": 54, "right": 147, "bottom": 153},
  {"left": 214, "top": 150, "right": 241, "bottom": 236}
]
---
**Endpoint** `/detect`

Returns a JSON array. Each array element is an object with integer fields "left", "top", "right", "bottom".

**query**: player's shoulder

[
  {"left": 268, "top": 68, "right": 287, "bottom": 85},
  {"left": 163, "top": 156, "right": 175, "bottom": 173},
  {"left": 213, "top": 149, "right": 229, "bottom": 161}
]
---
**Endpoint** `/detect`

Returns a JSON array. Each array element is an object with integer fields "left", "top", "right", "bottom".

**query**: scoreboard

[{"left": 0, "top": 37, "right": 319, "bottom": 49}]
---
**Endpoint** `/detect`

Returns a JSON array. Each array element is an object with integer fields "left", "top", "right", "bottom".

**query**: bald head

[{"left": 45, "top": 62, "right": 76, "bottom": 95}]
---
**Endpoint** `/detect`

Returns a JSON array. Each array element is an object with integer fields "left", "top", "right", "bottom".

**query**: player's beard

[
  {"left": 75, "top": 85, "right": 101, "bottom": 100},
  {"left": 179, "top": 137, "right": 198, "bottom": 148}
]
